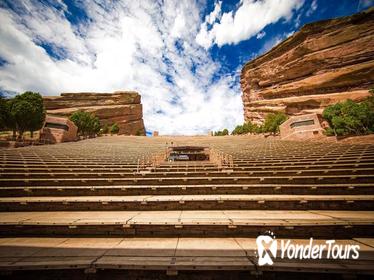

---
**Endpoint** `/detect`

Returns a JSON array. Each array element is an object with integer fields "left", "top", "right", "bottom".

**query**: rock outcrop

[
  {"left": 43, "top": 91, "right": 146, "bottom": 135},
  {"left": 241, "top": 8, "right": 374, "bottom": 124}
]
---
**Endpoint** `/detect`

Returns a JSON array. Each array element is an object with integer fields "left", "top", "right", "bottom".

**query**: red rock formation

[
  {"left": 43, "top": 91, "right": 145, "bottom": 135},
  {"left": 241, "top": 8, "right": 374, "bottom": 124}
]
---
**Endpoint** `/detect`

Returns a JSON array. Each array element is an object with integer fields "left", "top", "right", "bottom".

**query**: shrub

[
  {"left": 101, "top": 124, "right": 109, "bottom": 134},
  {"left": 110, "top": 123, "right": 119, "bottom": 134}
]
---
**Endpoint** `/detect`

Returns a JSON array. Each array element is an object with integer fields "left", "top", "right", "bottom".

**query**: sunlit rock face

[
  {"left": 43, "top": 91, "right": 145, "bottom": 135},
  {"left": 241, "top": 8, "right": 374, "bottom": 124}
]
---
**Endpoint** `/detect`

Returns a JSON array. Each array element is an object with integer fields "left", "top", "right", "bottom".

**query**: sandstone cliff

[
  {"left": 43, "top": 91, "right": 146, "bottom": 135},
  {"left": 241, "top": 8, "right": 374, "bottom": 124}
]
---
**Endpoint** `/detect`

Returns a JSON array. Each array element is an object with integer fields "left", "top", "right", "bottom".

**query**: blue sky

[{"left": 0, "top": 0, "right": 373, "bottom": 135}]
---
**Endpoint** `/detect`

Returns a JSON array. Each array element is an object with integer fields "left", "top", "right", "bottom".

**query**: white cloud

[
  {"left": 306, "top": 0, "right": 318, "bottom": 17},
  {"left": 294, "top": 12, "right": 302, "bottom": 28},
  {"left": 207, "top": 1, "right": 222, "bottom": 24},
  {"left": 196, "top": 0, "right": 304, "bottom": 49},
  {"left": 256, "top": 31, "right": 266, "bottom": 39},
  {"left": 195, "top": 1, "right": 223, "bottom": 49},
  {"left": 0, "top": 0, "right": 243, "bottom": 135}
]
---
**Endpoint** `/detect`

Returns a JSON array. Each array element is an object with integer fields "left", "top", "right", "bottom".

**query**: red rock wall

[
  {"left": 240, "top": 8, "right": 374, "bottom": 124},
  {"left": 43, "top": 91, "right": 146, "bottom": 135}
]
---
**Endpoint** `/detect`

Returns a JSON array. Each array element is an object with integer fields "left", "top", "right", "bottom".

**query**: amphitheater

[{"left": 0, "top": 135, "right": 373, "bottom": 279}]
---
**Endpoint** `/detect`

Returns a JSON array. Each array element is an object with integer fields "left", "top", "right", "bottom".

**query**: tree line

[
  {"left": 231, "top": 112, "right": 287, "bottom": 135},
  {"left": 214, "top": 112, "right": 288, "bottom": 136}
]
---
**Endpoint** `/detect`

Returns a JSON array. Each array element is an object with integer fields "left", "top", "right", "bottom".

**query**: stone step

[
  {"left": 2, "top": 156, "right": 374, "bottom": 166},
  {"left": 1, "top": 183, "right": 373, "bottom": 197},
  {"left": 2, "top": 168, "right": 373, "bottom": 179},
  {"left": 0, "top": 210, "right": 373, "bottom": 238},
  {"left": 232, "top": 156, "right": 374, "bottom": 162},
  {"left": 2, "top": 174, "right": 374, "bottom": 187},
  {"left": 0, "top": 195, "right": 373, "bottom": 211},
  {"left": 0, "top": 237, "right": 373, "bottom": 274},
  {"left": 2, "top": 161, "right": 373, "bottom": 172},
  {"left": 2, "top": 158, "right": 374, "bottom": 169}
]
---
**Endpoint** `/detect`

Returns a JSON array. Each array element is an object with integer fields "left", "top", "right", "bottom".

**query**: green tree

[
  {"left": 262, "top": 112, "right": 287, "bottom": 134},
  {"left": 10, "top": 100, "right": 33, "bottom": 139},
  {"left": 19, "top": 92, "right": 45, "bottom": 138},
  {"left": 70, "top": 111, "right": 101, "bottom": 138},
  {"left": 0, "top": 96, "right": 8, "bottom": 131},
  {"left": 4, "top": 99, "right": 17, "bottom": 139},
  {"left": 89, "top": 115, "right": 101, "bottom": 137},
  {"left": 6, "top": 92, "right": 46, "bottom": 139},
  {"left": 323, "top": 98, "right": 374, "bottom": 136},
  {"left": 231, "top": 121, "right": 263, "bottom": 135},
  {"left": 70, "top": 111, "right": 89, "bottom": 137},
  {"left": 242, "top": 122, "right": 252, "bottom": 133},
  {"left": 254, "top": 124, "right": 264, "bottom": 134},
  {"left": 213, "top": 128, "right": 229, "bottom": 136},
  {"left": 110, "top": 123, "right": 119, "bottom": 134},
  {"left": 231, "top": 125, "right": 243, "bottom": 135}
]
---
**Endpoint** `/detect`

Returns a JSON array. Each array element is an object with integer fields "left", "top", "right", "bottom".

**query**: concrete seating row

[
  {"left": 0, "top": 194, "right": 373, "bottom": 211},
  {"left": 1, "top": 237, "right": 373, "bottom": 275},
  {"left": 2, "top": 161, "right": 374, "bottom": 173},
  {"left": 2, "top": 167, "right": 374, "bottom": 178},
  {"left": 0, "top": 210, "right": 373, "bottom": 238},
  {"left": 2, "top": 174, "right": 374, "bottom": 187},
  {"left": 1, "top": 183, "right": 373, "bottom": 196}
]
